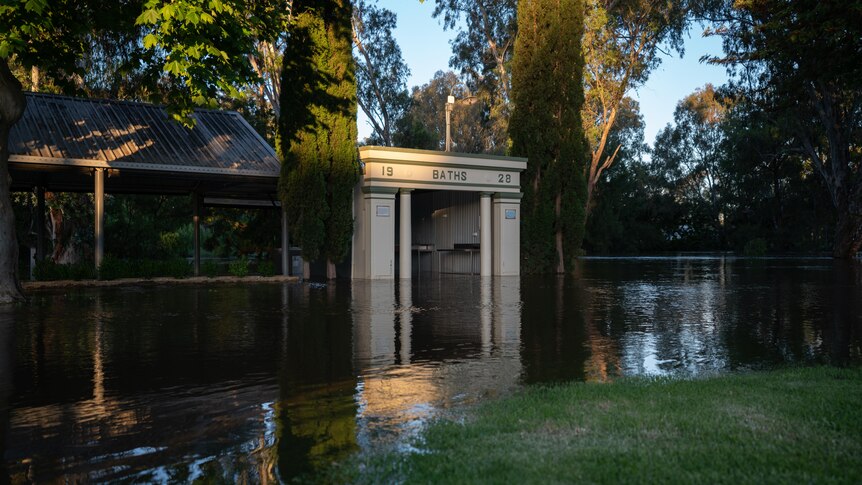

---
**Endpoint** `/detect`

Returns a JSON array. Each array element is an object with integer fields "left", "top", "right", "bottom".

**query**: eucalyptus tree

[
  {"left": 651, "top": 85, "right": 728, "bottom": 248},
  {"left": 279, "top": 0, "right": 358, "bottom": 279},
  {"left": 431, "top": 0, "right": 515, "bottom": 154},
  {"left": 511, "top": 0, "right": 588, "bottom": 274},
  {"left": 702, "top": 0, "right": 862, "bottom": 258},
  {"left": 582, "top": 0, "right": 688, "bottom": 219},
  {"left": 352, "top": 0, "right": 410, "bottom": 146},
  {"left": 0, "top": 0, "right": 292, "bottom": 303}
]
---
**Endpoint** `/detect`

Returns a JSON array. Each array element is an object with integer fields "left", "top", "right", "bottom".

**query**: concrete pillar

[
  {"left": 399, "top": 279, "right": 412, "bottom": 364},
  {"left": 354, "top": 187, "right": 397, "bottom": 279},
  {"left": 493, "top": 193, "right": 522, "bottom": 276},
  {"left": 480, "top": 192, "right": 492, "bottom": 277},
  {"left": 35, "top": 186, "right": 45, "bottom": 262},
  {"left": 94, "top": 168, "right": 105, "bottom": 269},
  {"left": 399, "top": 189, "right": 412, "bottom": 279},
  {"left": 193, "top": 194, "right": 201, "bottom": 276},
  {"left": 281, "top": 204, "right": 289, "bottom": 276}
]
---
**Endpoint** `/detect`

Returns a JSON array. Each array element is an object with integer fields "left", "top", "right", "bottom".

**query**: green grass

[{"left": 336, "top": 367, "right": 862, "bottom": 484}]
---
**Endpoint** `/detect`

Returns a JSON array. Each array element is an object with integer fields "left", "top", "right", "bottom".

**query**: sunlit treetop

[{"left": 0, "top": 0, "right": 291, "bottom": 125}]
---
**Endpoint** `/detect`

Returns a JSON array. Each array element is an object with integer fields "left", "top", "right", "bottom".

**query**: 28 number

[{"left": 498, "top": 174, "right": 511, "bottom": 183}]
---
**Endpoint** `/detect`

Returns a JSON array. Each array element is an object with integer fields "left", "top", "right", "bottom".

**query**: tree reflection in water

[{"left": 1, "top": 258, "right": 860, "bottom": 482}]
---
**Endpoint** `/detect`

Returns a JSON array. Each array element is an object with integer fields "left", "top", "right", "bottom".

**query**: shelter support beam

[
  {"left": 399, "top": 189, "right": 412, "bottom": 279},
  {"left": 94, "top": 168, "right": 105, "bottom": 269},
  {"left": 193, "top": 194, "right": 201, "bottom": 276},
  {"left": 35, "top": 186, "right": 45, "bottom": 262},
  {"left": 480, "top": 192, "right": 492, "bottom": 277},
  {"left": 281, "top": 205, "right": 289, "bottom": 276}
]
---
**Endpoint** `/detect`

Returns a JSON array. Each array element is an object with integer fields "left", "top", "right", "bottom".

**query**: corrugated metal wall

[{"left": 411, "top": 191, "right": 481, "bottom": 274}]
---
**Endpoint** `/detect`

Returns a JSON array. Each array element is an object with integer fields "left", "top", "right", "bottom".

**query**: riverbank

[
  {"left": 338, "top": 366, "right": 862, "bottom": 484},
  {"left": 22, "top": 275, "right": 299, "bottom": 290}
]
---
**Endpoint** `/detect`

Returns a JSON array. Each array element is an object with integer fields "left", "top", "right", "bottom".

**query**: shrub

[
  {"left": 228, "top": 256, "right": 249, "bottom": 277},
  {"left": 34, "top": 260, "right": 97, "bottom": 281},
  {"left": 98, "top": 256, "right": 131, "bottom": 280},
  {"left": 258, "top": 260, "right": 275, "bottom": 277},
  {"left": 202, "top": 260, "right": 219, "bottom": 278}
]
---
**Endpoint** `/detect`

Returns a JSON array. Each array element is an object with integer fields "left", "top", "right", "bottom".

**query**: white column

[
  {"left": 480, "top": 192, "right": 492, "bottom": 277},
  {"left": 281, "top": 204, "right": 289, "bottom": 276},
  {"left": 94, "top": 168, "right": 105, "bottom": 269},
  {"left": 399, "top": 189, "right": 412, "bottom": 279}
]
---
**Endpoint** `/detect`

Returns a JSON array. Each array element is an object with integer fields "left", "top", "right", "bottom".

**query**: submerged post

[{"left": 94, "top": 168, "right": 105, "bottom": 269}]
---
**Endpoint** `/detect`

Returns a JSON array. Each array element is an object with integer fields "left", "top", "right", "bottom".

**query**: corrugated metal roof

[{"left": 9, "top": 93, "right": 280, "bottom": 178}]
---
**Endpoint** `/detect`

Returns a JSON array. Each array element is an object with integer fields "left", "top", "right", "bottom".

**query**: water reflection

[{"left": 3, "top": 258, "right": 861, "bottom": 482}]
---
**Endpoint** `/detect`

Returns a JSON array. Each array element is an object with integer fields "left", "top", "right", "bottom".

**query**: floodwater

[{"left": 1, "top": 257, "right": 860, "bottom": 482}]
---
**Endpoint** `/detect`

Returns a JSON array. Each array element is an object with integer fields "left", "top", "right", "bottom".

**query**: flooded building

[{"left": 352, "top": 147, "right": 527, "bottom": 279}]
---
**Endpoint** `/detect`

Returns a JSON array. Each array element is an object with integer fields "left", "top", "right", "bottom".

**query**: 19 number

[{"left": 381, "top": 166, "right": 393, "bottom": 176}]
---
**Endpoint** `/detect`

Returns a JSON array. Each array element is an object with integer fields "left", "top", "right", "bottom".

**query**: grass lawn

[{"left": 336, "top": 366, "right": 862, "bottom": 484}]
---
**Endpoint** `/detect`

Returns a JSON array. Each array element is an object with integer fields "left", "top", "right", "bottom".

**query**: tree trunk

[
  {"left": 326, "top": 259, "right": 336, "bottom": 280},
  {"left": 554, "top": 192, "right": 564, "bottom": 274},
  {"left": 832, "top": 211, "right": 862, "bottom": 259},
  {"left": 0, "top": 60, "right": 26, "bottom": 304}
]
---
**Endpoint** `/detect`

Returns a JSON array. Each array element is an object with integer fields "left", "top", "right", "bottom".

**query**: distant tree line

[{"left": 1, "top": 0, "right": 859, "bottom": 302}]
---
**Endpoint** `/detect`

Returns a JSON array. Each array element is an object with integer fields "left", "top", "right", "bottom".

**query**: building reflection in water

[
  {"left": 352, "top": 277, "right": 523, "bottom": 449},
  {"left": 2, "top": 259, "right": 860, "bottom": 482}
]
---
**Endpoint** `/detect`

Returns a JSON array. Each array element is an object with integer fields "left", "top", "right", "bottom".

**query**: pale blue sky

[{"left": 359, "top": 1, "right": 729, "bottom": 147}]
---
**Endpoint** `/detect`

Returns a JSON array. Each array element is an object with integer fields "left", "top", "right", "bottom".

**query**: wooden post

[
  {"left": 94, "top": 169, "right": 105, "bottom": 270},
  {"left": 35, "top": 186, "right": 45, "bottom": 262},
  {"left": 193, "top": 194, "right": 201, "bottom": 276}
]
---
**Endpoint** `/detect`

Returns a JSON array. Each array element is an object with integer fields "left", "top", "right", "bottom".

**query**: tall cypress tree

[
  {"left": 510, "top": 0, "right": 588, "bottom": 273},
  {"left": 279, "top": 0, "right": 358, "bottom": 278}
]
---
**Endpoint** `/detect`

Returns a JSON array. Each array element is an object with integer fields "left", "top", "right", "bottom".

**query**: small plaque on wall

[
  {"left": 376, "top": 205, "right": 391, "bottom": 217},
  {"left": 505, "top": 209, "right": 517, "bottom": 220}
]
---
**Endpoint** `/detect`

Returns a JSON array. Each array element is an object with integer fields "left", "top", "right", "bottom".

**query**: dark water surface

[{"left": 1, "top": 257, "right": 860, "bottom": 482}]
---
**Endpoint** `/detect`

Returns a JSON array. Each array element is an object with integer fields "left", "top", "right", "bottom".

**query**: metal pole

[
  {"left": 445, "top": 95, "right": 454, "bottom": 152},
  {"left": 94, "top": 168, "right": 105, "bottom": 270}
]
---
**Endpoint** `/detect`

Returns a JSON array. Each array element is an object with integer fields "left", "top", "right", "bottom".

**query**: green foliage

[
  {"left": 228, "top": 256, "right": 249, "bottom": 277},
  {"left": 257, "top": 260, "right": 275, "bottom": 277},
  {"left": 393, "top": 70, "right": 492, "bottom": 153},
  {"left": 33, "top": 260, "right": 97, "bottom": 281},
  {"left": 511, "top": 0, "right": 587, "bottom": 273},
  {"left": 135, "top": 0, "right": 292, "bottom": 125},
  {"left": 334, "top": 367, "right": 862, "bottom": 483},
  {"left": 353, "top": 0, "right": 411, "bottom": 146},
  {"left": 430, "top": 0, "right": 516, "bottom": 154},
  {"left": 202, "top": 259, "right": 220, "bottom": 277},
  {"left": 702, "top": 0, "right": 862, "bottom": 257},
  {"left": 203, "top": 207, "right": 280, "bottom": 258},
  {"left": 106, "top": 195, "right": 192, "bottom": 260},
  {"left": 279, "top": 0, "right": 358, "bottom": 266},
  {"left": 98, "top": 256, "right": 191, "bottom": 280}
]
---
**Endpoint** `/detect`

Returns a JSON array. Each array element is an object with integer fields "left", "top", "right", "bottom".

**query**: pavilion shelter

[{"left": 7, "top": 92, "right": 287, "bottom": 276}]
